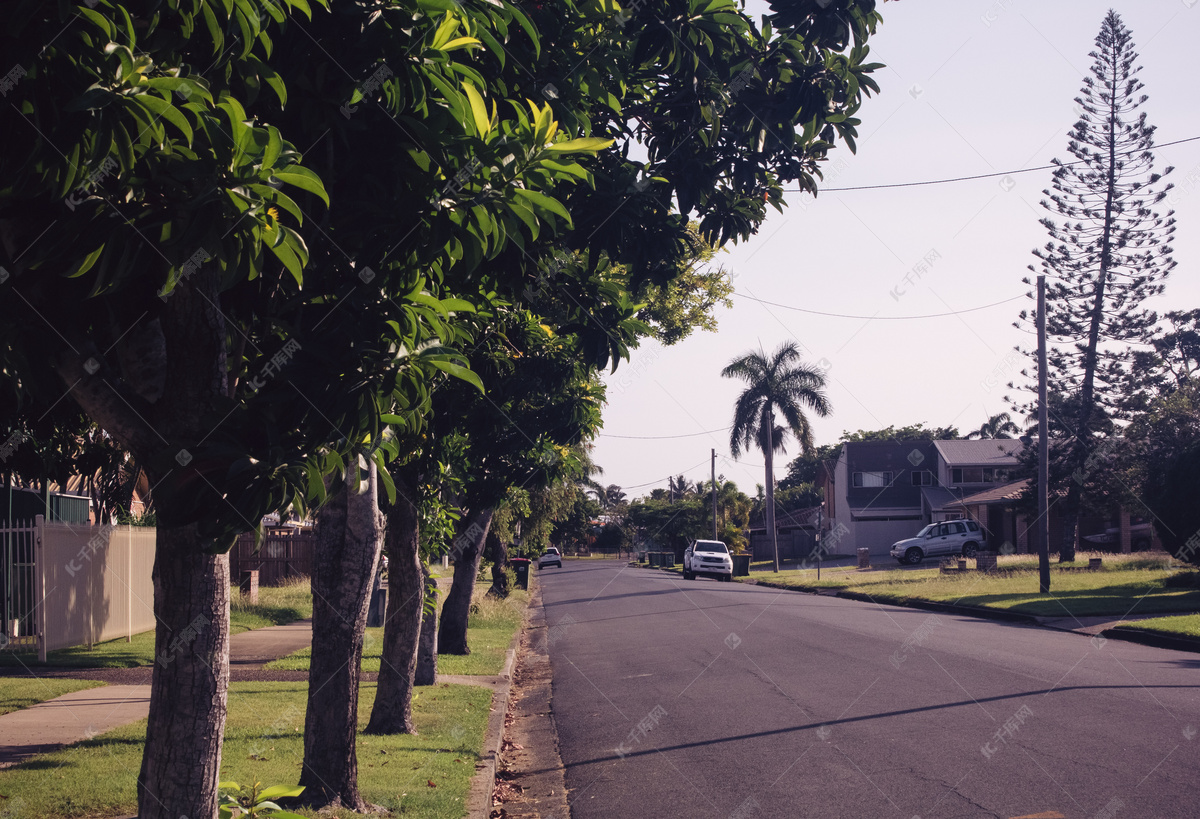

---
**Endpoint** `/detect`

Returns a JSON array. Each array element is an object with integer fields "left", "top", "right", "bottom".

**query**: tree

[
  {"left": 967, "top": 412, "right": 1020, "bottom": 439},
  {"left": 602, "top": 484, "right": 627, "bottom": 509},
  {"left": 723, "top": 342, "right": 830, "bottom": 572},
  {"left": 839, "top": 424, "right": 960, "bottom": 443},
  {"left": 628, "top": 497, "right": 708, "bottom": 555},
  {"left": 2, "top": 0, "right": 886, "bottom": 810},
  {"left": 1014, "top": 11, "right": 1175, "bottom": 562}
]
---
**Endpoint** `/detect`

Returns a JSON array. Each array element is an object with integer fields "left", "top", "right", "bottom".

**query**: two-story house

[{"left": 823, "top": 439, "right": 1023, "bottom": 557}]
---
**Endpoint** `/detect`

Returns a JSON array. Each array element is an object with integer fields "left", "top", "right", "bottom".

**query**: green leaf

[
  {"left": 263, "top": 125, "right": 283, "bottom": 169},
  {"left": 513, "top": 188, "right": 572, "bottom": 225},
  {"left": 135, "top": 94, "right": 193, "bottom": 143},
  {"left": 272, "top": 166, "right": 329, "bottom": 207},
  {"left": 257, "top": 785, "right": 305, "bottom": 801},
  {"left": 427, "top": 358, "right": 485, "bottom": 393},
  {"left": 374, "top": 455, "right": 397, "bottom": 505},
  {"left": 461, "top": 81, "right": 491, "bottom": 137}
]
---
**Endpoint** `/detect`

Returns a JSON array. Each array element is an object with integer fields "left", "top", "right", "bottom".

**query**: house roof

[
  {"left": 952, "top": 478, "right": 1030, "bottom": 506},
  {"left": 920, "top": 486, "right": 967, "bottom": 512},
  {"left": 933, "top": 439, "right": 1023, "bottom": 467}
]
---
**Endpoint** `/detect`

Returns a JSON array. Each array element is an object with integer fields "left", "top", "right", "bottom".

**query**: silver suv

[{"left": 890, "top": 520, "right": 985, "bottom": 565}]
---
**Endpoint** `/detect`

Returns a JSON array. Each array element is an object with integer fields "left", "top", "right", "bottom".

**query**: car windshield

[
  {"left": 916, "top": 525, "right": 936, "bottom": 538},
  {"left": 696, "top": 542, "right": 727, "bottom": 553}
]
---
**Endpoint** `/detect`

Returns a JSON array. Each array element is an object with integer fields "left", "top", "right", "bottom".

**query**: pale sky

[{"left": 594, "top": 0, "right": 1200, "bottom": 498}]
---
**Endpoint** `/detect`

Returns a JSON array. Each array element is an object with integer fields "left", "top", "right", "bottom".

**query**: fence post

[
  {"left": 127, "top": 524, "right": 133, "bottom": 642},
  {"left": 35, "top": 515, "right": 46, "bottom": 663}
]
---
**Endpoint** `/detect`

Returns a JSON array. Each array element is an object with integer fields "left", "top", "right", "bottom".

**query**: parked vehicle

[
  {"left": 1081, "top": 522, "right": 1153, "bottom": 552},
  {"left": 683, "top": 540, "right": 733, "bottom": 581},
  {"left": 538, "top": 547, "right": 562, "bottom": 569},
  {"left": 890, "top": 520, "right": 985, "bottom": 565}
]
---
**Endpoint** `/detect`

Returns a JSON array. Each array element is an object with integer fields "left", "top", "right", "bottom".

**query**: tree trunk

[
  {"left": 438, "top": 508, "right": 494, "bottom": 655},
  {"left": 488, "top": 534, "right": 511, "bottom": 598},
  {"left": 298, "top": 461, "right": 383, "bottom": 810},
  {"left": 366, "top": 482, "right": 423, "bottom": 735},
  {"left": 137, "top": 523, "right": 230, "bottom": 819},
  {"left": 415, "top": 564, "right": 438, "bottom": 686}
]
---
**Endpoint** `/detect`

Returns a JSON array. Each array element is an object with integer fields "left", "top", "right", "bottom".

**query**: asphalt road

[{"left": 540, "top": 560, "right": 1200, "bottom": 819}]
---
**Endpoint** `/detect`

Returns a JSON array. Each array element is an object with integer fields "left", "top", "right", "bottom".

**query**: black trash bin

[
  {"left": 732, "top": 553, "right": 751, "bottom": 577},
  {"left": 510, "top": 557, "right": 531, "bottom": 589}
]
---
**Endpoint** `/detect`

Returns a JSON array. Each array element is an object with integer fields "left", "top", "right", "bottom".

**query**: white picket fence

[{"left": 1, "top": 516, "right": 156, "bottom": 660}]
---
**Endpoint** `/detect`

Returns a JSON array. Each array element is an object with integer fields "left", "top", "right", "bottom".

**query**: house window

[
  {"left": 911, "top": 470, "right": 934, "bottom": 486},
  {"left": 950, "top": 467, "right": 998, "bottom": 484},
  {"left": 852, "top": 471, "right": 892, "bottom": 488}
]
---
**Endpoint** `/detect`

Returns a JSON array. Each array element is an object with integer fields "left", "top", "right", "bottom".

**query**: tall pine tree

[{"left": 1016, "top": 10, "right": 1175, "bottom": 561}]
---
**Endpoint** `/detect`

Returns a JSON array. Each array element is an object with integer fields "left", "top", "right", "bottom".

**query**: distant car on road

[
  {"left": 683, "top": 539, "right": 733, "bottom": 581},
  {"left": 538, "top": 547, "right": 562, "bottom": 569},
  {"left": 890, "top": 520, "right": 985, "bottom": 565}
]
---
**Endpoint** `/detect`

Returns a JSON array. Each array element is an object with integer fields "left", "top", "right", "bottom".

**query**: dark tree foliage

[{"left": 1013, "top": 11, "right": 1175, "bottom": 561}]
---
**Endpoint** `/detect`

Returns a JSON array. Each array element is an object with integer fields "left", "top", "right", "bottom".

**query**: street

[{"left": 540, "top": 560, "right": 1200, "bottom": 818}]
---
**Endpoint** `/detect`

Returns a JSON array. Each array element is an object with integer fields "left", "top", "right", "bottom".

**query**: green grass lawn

[
  {"left": 0, "top": 680, "right": 491, "bottom": 819},
  {"left": 266, "top": 585, "right": 529, "bottom": 677},
  {"left": 0, "top": 678, "right": 106, "bottom": 716},
  {"left": 741, "top": 553, "right": 1200, "bottom": 619},
  {"left": 0, "top": 577, "right": 314, "bottom": 669},
  {"left": 1114, "top": 613, "right": 1200, "bottom": 640}
]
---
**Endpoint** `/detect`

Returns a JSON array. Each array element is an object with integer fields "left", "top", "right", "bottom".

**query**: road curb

[
  {"left": 465, "top": 581, "right": 534, "bottom": 818},
  {"left": 1102, "top": 625, "right": 1200, "bottom": 653}
]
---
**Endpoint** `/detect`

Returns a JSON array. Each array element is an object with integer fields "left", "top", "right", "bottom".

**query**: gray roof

[
  {"left": 920, "top": 486, "right": 967, "bottom": 512},
  {"left": 933, "top": 439, "right": 1023, "bottom": 467}
]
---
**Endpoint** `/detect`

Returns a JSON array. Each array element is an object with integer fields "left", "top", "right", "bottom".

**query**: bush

[{"left": 1144, "top": 443, "right": 1200, "bottom": 566}]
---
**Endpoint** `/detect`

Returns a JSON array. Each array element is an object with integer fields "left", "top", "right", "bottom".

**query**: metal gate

[{"left": 1, "top": 520, "right": 38, "bottom": 651}]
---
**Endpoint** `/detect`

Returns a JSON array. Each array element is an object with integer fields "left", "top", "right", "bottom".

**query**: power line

[
  {"left": 786, "top": 134, "right": 1200, "bottom": 193},
  {"left": 599, "top": 426, "right": 731, "bottom": 440},
  {"left": 620, "top": 458, "right": 712, "bottom": 490},
  {"left": 732, "top": 291, "right": 1025, "bottom": 320}
]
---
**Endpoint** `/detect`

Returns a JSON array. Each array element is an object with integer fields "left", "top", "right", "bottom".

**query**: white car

[
  {"left": 890, "top": 520, "right": 985, "bottom": 565},
  {"left": 683, "top": 540, "right": 733, "bottom": 581},
  {"left": 538, "top": 547, "right": 562, "bottom": 569}
]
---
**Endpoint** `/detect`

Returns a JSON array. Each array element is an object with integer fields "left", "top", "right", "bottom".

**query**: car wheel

[
  {"left": 683, "top": 570, "right": 693, "bottom": 580},
  {"left": 905, "top": 547, "right": 924, "bottom": 565},
  {"left": 962, "top": 542, "right": 979, "bottom": 558}
]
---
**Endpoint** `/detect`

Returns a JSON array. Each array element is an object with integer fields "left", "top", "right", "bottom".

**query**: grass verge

[
  {"left": 0, "top": 577, "right": 314, "bottom": 669},
  {"left": 0, "top": 680, "right": 491, "bottom": 819},
  {"left": 739, "top": 553, "right": 1200, "bottom": 619},
  {"left": 266, "top": 583, "right": 529, "bottom": 677},
  {"left": 1113, "top": 613, "right": 1200, "bottom": 640},
  {"left": 0, "top": 678, "right": 106, "bottom": 716}
]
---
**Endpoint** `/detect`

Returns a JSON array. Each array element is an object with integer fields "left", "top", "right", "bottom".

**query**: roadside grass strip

[
  {"left": 0, "top": 681, "right": 491, "bottom": 819},
  {"left": 266, "top": 586, "right": 528, "bottom": 677},
  {"left": 0, "top": 678, "right": 106, "bottom": 716},
  {"left": 740, "top": 553, "right": 1200, "bottom": 618},
  {"left": 1113, "top": 613, "right": 1200, "bottom": 640},
  {"left": 0, "top": 578, "right": 314, "bottom": 669}
]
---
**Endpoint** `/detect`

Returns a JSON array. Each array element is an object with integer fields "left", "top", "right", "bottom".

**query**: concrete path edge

[{"left": 465, "top": 585, "right": 530, "bottom": 817}]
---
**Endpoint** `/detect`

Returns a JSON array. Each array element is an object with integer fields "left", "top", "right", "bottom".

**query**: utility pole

[
  {"left": 767, "top": 405, "right": 779, "bottom": 572},
  {"left": 1038, "top": 275, "right": 1051, "bottom": 593},
  {"left": 711, "top": 449, "right": 718, "bottom": 541}
]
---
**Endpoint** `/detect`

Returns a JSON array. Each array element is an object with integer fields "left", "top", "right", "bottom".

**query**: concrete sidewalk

[
  {"left": 0, "top": 685, "right": 151, "bottom": 768},
  {"left": 229, "top": 619, "right": 312, "bottom": 666},
  {"left": 0, "top": 620, "right": 314, "bottom": 767}
]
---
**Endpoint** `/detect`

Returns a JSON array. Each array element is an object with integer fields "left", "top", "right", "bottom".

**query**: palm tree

[
  {"left": 723, "top": 342, "right": 830, "bottom": 572},
  {"left": 968, "top": 412, "right": 1020, "bottom": 440},
  {"left": 668, "top": 474, "right": 692, "bottom": 502},
  {"left": 602, "top": 484, "right": 626, "bottom": 509}
]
